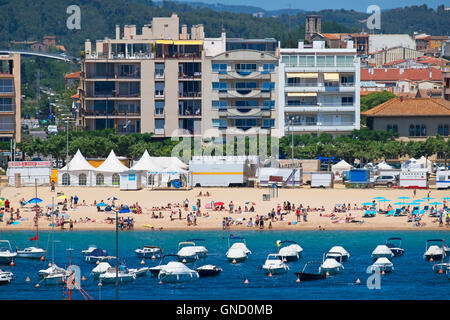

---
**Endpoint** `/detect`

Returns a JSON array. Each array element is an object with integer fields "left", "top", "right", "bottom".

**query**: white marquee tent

[
  {"left": 58, "top": 149, "right": 96, "bottom": 186},
  {"left": 94, "top": 150, "right": 129, "bottom": 187}
]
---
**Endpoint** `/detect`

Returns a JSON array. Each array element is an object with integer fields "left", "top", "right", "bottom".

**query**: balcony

[
  {"left": 0, "top": 123, "right": 15, "bottom": 132},
  {"left": 179, "top": 107, "right": 201, "bottom": 117},
  {"left": 285, "top": 82, "right": 355, "bottom": 92},
  {"left": 83, "top": 110, "right": 141, "bottom": 117},
  {"left": 179, "top": 92, "right": 202, "bottom": 98},
  {"left": 288, "top": 122, "right": 357, "bottom": 132},
  {"left": 284, "top": 103, "right": 355, "bottom": 113},
  {"left": 86, "top": 52, "right": 154, "bottom": 60}
]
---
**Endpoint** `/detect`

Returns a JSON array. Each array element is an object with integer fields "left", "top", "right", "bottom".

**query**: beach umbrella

[
  {"left": 372, "top": 197, "right": 386, "bottom": 200},
  {"left": 412, "top": 199, "right": 424, "bottom": 202},
  {"left": 214, "top": 202, "right": 224, "bottom": 206},
  {"left": 28, "top": 198, "right": 42, "bottom": 204},
  {"left": 442, "top": 197, "right": 450, "bottom": 200},
  {"left": 57, "top": 195, "right": 67, "bottom": 199},
  {"left": 394, "top": 202, "right": 405, "bottom": 205},
  {"left": 361, "top": 202, "right": 374, "bottom": 205},
  {"left": 397, "top": 196, "right": 410, "bottom": 200},
  {"left": 429, "top": 202, "right": 443, "bottom": 206},
  {"left": 422, "top": 197, "right": 434, "bottom": 200},
  {"left": 96, "top": 202, "right": 107, "bottom": 207},
  {"left": 245, "top": 202, "right": 256, "bottom": 205},
  {"left": 108, "top": 197, "right": 118, "bottom": 201},
  {"left": 105, "top": 206, "right": 112, "bottom": 212},
  {"left": 119, "top": 205, "right": 130, "bottom": 214}
]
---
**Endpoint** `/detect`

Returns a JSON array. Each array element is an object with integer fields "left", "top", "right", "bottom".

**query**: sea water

[{"left": 0, "top": 230, "right": 449, "bottom": 300}]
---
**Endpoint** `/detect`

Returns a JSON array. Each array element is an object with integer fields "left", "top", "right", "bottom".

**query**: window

[
  {"left": 79, "top": 173, "right": 87, "bottom": 186},
  {"left": 96, "top": 173, "right": 104, "bottom": 186},
  {"left": 317, "top": 56, "right": 335, "bottom": 67},
  {"left": 298, "top": 56, "right": 315, "bottom": 67},
  {"left": 112, "top": 173, "right": 120, "bottom": 186},
  {"left": 94, "top": 81, "right": 114, "bottom": 96},
  {"left": 155, "top": 63, "right": 165, "bottom": 78},
  {"left": 262, "top": 82, "right": 275, "bottom": 92},
  {"left": 212, "top": 100, "right": 227, "bottom": 110},
  {"left": 263, "top": 100, "right": 275, "bottom": 110},
  {"left": 409, "top": 124, "right": 415, "bottom": 137},
  {"left": 212, "top": 63, "right": 227, "bottom": 73},
  {"left": 393, "top": 125, "right": 398, "bottom": 133},
  {"left": 340, "top": 76, "right": 354, "bottom": 85},
  {"left": 421, "top": 125, "right": 426, "bottom": 137},
  {"left": 155, "top": 119, "right": 165, "bottom": 134},
  {"left": 235, "top": 63, "right": 256, "bottom": 75},
  {"left": 118, "top": 82, "right": 140, "bottom": 96},
  {"left": 212, "top": 82, "right": 227, "bottom": 92},
  {"left": 262, "top": 64, "right": 275, "bottom": 73},
  {"left": 262, "top": 118, "right": 275, "bottom": 128},
  {"left": 62, "top": 173, "right": 70, "bottom": 186},
  {"left": 155, "top": 101, "right": 165, "bottom": 115},
  {"left": 0, "top": 98, "right": 13, "bottom": 112},
  {"left": 212, "top": 118, "right": 227, "bottom": 128},
  {"left": 341, "top": 96, "right": 354, "bottom": 105},
  {"left": 415, "top": 125, "right": 421, "bottom": 137},
  {"left": 155, "top": 82, "right": 164, "bottom": 96},
  {"left": 438, "top": 125, "right": 449, "bottom": 136}
]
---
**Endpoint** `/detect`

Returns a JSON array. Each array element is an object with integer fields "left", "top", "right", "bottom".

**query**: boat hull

[
  {"left": 294, "top": 272, "right": 326, "bottom": 281},
  {"left": 326, "top": 254, "right": 349, "bottom": 262},
  {"left": 227, "top": 255, "right": 248, "bottom": 263},
  {"left": 17, "top": 250, "right": 46, "bottom": 259},
  {"left": 319, "top": 266, "right": 343, "bottom": 275},
  {"left": 262, "top": 266, "right": 288, "bottom": 275},
  {"left": 158, "top": 272, "right": 199, "bottom": 283},
  {"left": 369, "top": 265, "right": 394, "bottom": 273},
  {"left": 372, "top": 253, "right": 394, "bottom": 261},
  {"left": 100, "top": 274, "right": 135, "bottom": 284},
  {"left": 432, "top": 263, "right": 450, "bottom": 273},
  {"left": 424, "top": 254, "right": 444, "bottom": 261},
  {"left": 0, "top": 255, "right": 16, "bottom": 265},
  {"left": 279, "top": 254, "right": 300, "bottom": 262},
  {"left": 197, "top": 269, "right": 222, "bottom": 277}
]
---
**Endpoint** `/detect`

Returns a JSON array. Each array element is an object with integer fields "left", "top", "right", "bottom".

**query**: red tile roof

[
  {"left": 71, "top": 93, "right": 79, "bottom": 99},
  {"left": 362, "top": 97, "right": 450, "bottom": 117},
  {"left": 64, "top": 71, "right": 81, "bottom": 79},
  {"left": 361, "top": 68, "right": 442, "bottom": 82}
]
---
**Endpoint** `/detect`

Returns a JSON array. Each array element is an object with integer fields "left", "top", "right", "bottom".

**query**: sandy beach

[{"left": 0, "top": 184, "right": 448, "bottom": 232}]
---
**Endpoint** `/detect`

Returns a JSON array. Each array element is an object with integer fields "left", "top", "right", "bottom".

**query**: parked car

[
  {"left": 21, "top": 124, "right": 29, "bottom": 131},
  {"left": 373, "top": 175, "right": 398, "bottom": 188},
  {"left": 46, "top": 125, "right": 58, "bottom": 134}
]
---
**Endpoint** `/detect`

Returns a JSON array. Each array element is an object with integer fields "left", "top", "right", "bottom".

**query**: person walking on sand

[
  {"left": 413, "top": 189, "right": 416, "bottom": 198},
  {"left": 184, "top": 199, "right": 189, "bottom": 211}
]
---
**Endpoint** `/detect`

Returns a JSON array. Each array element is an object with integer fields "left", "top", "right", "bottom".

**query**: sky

[{"left": 178, "top": 0, "right": 445, "bottom": 11}]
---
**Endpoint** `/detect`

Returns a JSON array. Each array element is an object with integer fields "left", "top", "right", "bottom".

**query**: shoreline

[{"left": 0, "top": 185, "right": 449, "bottom": 233}]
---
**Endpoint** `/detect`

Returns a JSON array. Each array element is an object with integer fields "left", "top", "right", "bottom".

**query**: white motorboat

[
  {"left": 43, "top": 272, "right": 68, "bottom": 285},
  {"left": 0, "top": 270, "right": 13, "bottom": 285},
  {"left": 38, "top": 264, "right": 67, "bottom": 278},
  {"left": 277, "top": 240, "right": 303, "bottom": 262},
  {"left": 371, "top": 245, "right": 394, "bottom": 260},
  {"left": 176, "top": 240, "right": 208, "bottom": 262},
  {"left": 326, "top": 246, "right": 350, "bottom": 262},
  {"left": 135, "top": 246, "right": 163, "bottom": 259},
  {"left": 226, "top": 236, "right": 251, "bottom": 263},
  {"left": 424, "top": 239, "right": 446, "bottom": 261},
  {"left": 99, "top": 267, "right": 136, "bottom": 284},
  {"left": 432, "top": 261, "right": 450, "bottom": 274},
  {"left": 17, "top": 247, "right": 46, "bottom": 259},
  {"left": 150, "top": 254, "right": 178, "bottom": 277},
  {"left": 129, "top": 267, "right": 149, "bottom": 277},
  {"left": 92, "top": 262, "right": 112, "bottom": 277},
  {"left": 84, "top": 248, "right": 113, "bottom": 264},
  {"left": 261, "top": 254, "right": 290, "bottom": 274},
  {"left": 369, "top": 257, "right": 394, "bottom": 273},
  {"left": 196, "top": 264, "right": 222, "bottom": 277},
  {"left": 385, "top": 237, "right": 405, "bottom": 257},
  {"left": 157, "top": 261, "right": 199, "bottom": 283},
  {"left": 0, "top": 240, "right": 17, "bottom": 265},
  {"left": 82, "top": 245, "right": 98, "bottom": 256},
  {"left": 319, "top": 252, "right": 344, "bottom": 275}
]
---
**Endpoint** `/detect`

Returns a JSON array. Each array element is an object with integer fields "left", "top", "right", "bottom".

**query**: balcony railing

[
  {"left": 179, "top": 108, "right": 202, "bottom": 116},
  {"left": 84, "top": 111, "right": 141, "bottom": 117},
  {"left": 179, "top": 92, "right": 202, "bottom": 98},
  {"left": 0, "top": 105, "right": 14, "bottom": 112},
  {"left": 178, "top": 72, "right": 202, "bottom": 79},
  {"left": 289, "top": 121, "right": 355, "bottom": 127},
  {"left": 0, "top": 123, "right": 15, "bottom": 131}
]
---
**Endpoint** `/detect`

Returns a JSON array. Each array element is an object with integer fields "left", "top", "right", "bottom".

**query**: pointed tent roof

[
  {"left": 60, "top": 149, "right": 96, "bottom": 171},
  {"left": 95, "top": 150, "right": 128, "bottom": 173},
  {"left": 376, "top": 161, "right": 393, "bottom": 170},
  {"left": 130, "top": 150, "right": 162, "bottom": 172},
  {"left": 332, "top": 160, "right": 353, "bottom": 170},
  {"left": 161, "top": 162, "right": 188, "bottom": 174},
  {"left": 151, "top": 157, "right": 188, "bottom": 170}
]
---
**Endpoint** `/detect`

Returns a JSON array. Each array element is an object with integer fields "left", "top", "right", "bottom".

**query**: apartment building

[
  {"left": 80, "top": 14, "right": 280, "bottom": 138},
  {"left": 81, "top": 14, "right": 206, "bottom": 137},
  {"left": 204, "top": 38, "right": 280, "bottom": 137},
  {"left": 279, "top": 41, "right": 360, "bottom": 136},
  {"left": 0, "top": 53, "right": 21, "bottom": 143}
]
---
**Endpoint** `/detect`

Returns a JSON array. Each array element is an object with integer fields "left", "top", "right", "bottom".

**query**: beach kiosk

[
  {"left": 399, "top": 169, "right": 428, "bottom": 189},
  {"left": 120, "top": 170, "right": 142, "bottom": 190},
  {"left": 436, "top": 171, "right": 450, "bottom": 190},
  {"left": 7, "top": 160, "right": 52, "bottom": 186},
  {"left": 311, "top": 172, "right": 334, "bottom": 188}
]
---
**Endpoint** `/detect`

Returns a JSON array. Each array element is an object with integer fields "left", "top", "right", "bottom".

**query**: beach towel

[
  {"left": 292, "top": 221, "right": 297, "bottom": 225},
  {"left": 10, "top": 221, "right": 20, "bottom": 225}
]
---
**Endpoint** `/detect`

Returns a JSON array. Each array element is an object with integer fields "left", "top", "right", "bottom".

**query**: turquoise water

[{"left": 0, "top": 230, "right": 449, "bottom": 300}]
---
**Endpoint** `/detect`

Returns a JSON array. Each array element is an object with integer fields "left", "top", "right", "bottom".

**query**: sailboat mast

[
  {"left": 35, "top": 179, "right": 39, "bottom": 248},
  {"left": 51, "top": 196, "right": 54, "bottom": 265}
]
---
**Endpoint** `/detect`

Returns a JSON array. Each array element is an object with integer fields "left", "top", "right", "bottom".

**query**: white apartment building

[{"left": 279, "top": 40, "right": 360, "bottom": 136}]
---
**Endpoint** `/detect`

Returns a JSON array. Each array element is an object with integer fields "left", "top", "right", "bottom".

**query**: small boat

[
  {"left": 91, "top": 262, "right": 112, "bottom": 277},
  {"left": 149, "top": 254, "right": 178, "bottom": 277},
  {"left": 38, "top": 264, "right": 68, "bottom": 278},
  {"left": 17, "top": 247, "right": 46, "bottom": 259},
  {"left": 157, "top": 261, "right": 199, "bottom": 283},
  {"left": 135, "top": 246, "right": 163, "bottom": 259},
  {"left": 43, "top": 272, "right": 68, "bottom": 285},
  {"left": 82, "top": 245, "right": 98, "bottom": 256},
  {"left": 176, "top": 240, "right": 208, "bottom": 262},
  {"left": 277, "top": 240, "right": 303, "bottom": 262},
  {"left": 385, "top": 238, "right": 404, "bottom": 257},
  {"left": 325, "top": 246, "right": 350, "bottom": 262},
  {"left": 99, "top": 267, "right": 136, "bottom": 284},
  {"left": 424, "top": 239, "right": 446, "bottom": 261},
  {"left": 371, "top": 245, "right": 394, "bottom": 260},
  {"left": 261, "top": 254, "right": 289, "bottom": 275},
  {"left": 0, "top": 240, "right": 17, "bottom": 265},
  {"left": 432, "top": 252, "right": 450, "bottom": 274},
  {"left": 295, "top": 261, "right": 327, "bottom": 281},
  {"left": 226, "top": 236, "right": 251, "bottom": 263},
  {"left": 368, "top": 257, "right": 394, "bottom": 273},
  {"left": 319, "top": 252, "right": 344, "bottom": 275},
  {"left": 196, "top": 264, "right": 222, "bottom": 277},
  {"left": 84, "top": 248, "right": 113, "bottom": 264},
  {"left": 0, "top": 270, "right": 13, "bottom": 285},
  {"left": 129, "top": 267, "right": 149, "bottom": 277}
]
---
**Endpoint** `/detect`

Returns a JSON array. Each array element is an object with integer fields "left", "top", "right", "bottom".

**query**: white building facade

[{"left": 279, "top": 41, "right": 360, "bottom": 136}]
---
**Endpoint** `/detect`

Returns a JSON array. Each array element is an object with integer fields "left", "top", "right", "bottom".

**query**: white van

[{"left": 46, "top": 125, "right": 58, "bottom": 134}]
